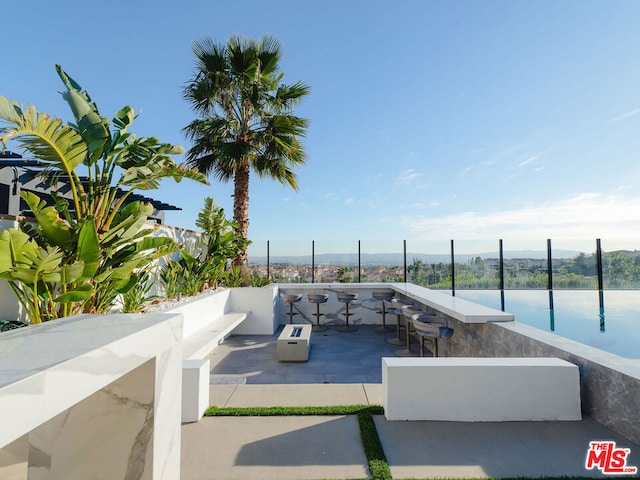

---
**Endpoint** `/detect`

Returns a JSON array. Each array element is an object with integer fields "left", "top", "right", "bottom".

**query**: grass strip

[
  {"left": 357, "top": 409, "right": 392, "bottom": 480},
  {"left": 205, "top": 404, "right": 391, "bottom": 479},
  {"left": 205, "top": 404, "right": 383, "bottom": 416}
]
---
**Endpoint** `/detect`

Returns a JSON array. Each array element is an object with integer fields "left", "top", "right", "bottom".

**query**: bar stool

[
  {"left": 280, "top": 293, "right": 302, "bottom": 324},
  {"left": 411, "top": 315, "right": 453, "bottom": 357},
  {"left": 372, "top": 289, "right": 395, "bottom": 333},
  {"left": 384, "top": 299, "right": 413, "bottom": 345},
  {"left": 336, "top": 292, "right": 358, "bottom": 332},
  {"left": 404, "top": 310, "right": 440, "bottom": 356},
  {"left": 308, "top": 293, "right": 329, "bottom": 332},
  {"left": 394, "top": 304, "right": 425, "bottom": 356}
]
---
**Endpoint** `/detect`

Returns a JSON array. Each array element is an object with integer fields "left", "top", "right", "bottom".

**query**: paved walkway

[
  {"left": 181, "top": 327, "right": 640, "bottom": 479},
  {"left": 181, "top": 384, "right": 640, "bottom": 480}
]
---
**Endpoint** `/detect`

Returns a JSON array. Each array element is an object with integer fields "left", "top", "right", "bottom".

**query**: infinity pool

[{"left": 452, "top": 289, "right": 640, "bottom": 359}]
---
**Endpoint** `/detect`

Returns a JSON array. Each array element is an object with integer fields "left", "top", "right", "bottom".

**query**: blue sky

[{"left": 3, "top": 0, "right": 640, "bottom": 257}]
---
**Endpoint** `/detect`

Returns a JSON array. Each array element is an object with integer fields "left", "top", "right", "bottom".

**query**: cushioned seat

[{"left": 410, "top": 313, "right": 454, "bottom": 357}]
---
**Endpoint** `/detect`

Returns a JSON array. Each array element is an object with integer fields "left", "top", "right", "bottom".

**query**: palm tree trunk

[{"left": 232, "top": 160, "right": 251, "bottom": 282}]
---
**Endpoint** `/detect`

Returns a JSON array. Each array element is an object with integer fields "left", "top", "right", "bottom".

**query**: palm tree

[{"left": 182, "top": 35, "right": 309, "bottom": 281}]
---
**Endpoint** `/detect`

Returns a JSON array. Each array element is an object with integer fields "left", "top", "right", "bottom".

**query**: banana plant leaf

[
  {"left": 93, "top": 259, "right": 141, "bottom": 283},
  {"left": 21, "top": 191, "right": 73, "bottom": 248},
  {"left": 54, "top": 284, "right": 94, "bottom": 303},
  {"left": 101, "top": 201, "right": 153, "bottom": 245},
  {"left": 76, "top": 218, "right": 99, "bottom": 280},
  {"left": 60, "top": 262, "right": 86, "bottom": 284},
  {"left": 113, "top": 275, "right": 138, "bottom": 293},
  {"left": 56, "top": 65, "right": 110, "bottom": 162},
  {"left": 11, "top": 246, "right": 63, "bottom": 285},
  {"left": 0, "top": 229, "right": 32, "bottom": 272}
]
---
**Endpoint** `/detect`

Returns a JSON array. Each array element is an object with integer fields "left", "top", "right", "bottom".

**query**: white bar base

[
  {"left": 382, "top": 357, "right": 582, "bottom": 421},
  {"left": 182, "top": 359, "right": 210, "bottom": 423}
]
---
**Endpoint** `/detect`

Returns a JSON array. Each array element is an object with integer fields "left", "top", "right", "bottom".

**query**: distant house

[{"left": 0, "top": 151, "right": 180, "bottom": 224}]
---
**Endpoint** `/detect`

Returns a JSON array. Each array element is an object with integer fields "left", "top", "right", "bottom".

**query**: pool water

[{"left": 452, "top": 289, "right": 640, "bottom": 359}]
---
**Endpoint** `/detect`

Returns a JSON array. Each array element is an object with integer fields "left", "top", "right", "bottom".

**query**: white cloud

[
  {"left": 517, "top": 155, "right": 538, "bottom": 168},
  {"left": 344, "top": 198, "right": 354, "bottom": 205},
  {"left": 397, "top": 192, "right": 640, "bottom": 250},
  {"left": 608, "top": 108, "right": 640, "bottom": 123},
  {"left": 394, "top": 168, "right": 423, "bottom": 186},
  {"left": 462, "top": 144, "right": 531, "bottom": 175}
]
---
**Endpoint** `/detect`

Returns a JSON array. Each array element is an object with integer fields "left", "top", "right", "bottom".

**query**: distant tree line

[{"left": 408, "top": 251, "right": 640, "bottom": 289}]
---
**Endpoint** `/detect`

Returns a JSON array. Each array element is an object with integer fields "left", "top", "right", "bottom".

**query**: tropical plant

[
  {"left": 0, "top": 65, "right": 207, "bottom": 323},
  {"left": 196, "top": 197, "right": 248, "bottom": 271},
  {"left": 249, "top": 271, "right": 270, "bottom": 287},
  {"left": 158, "top": 260, "right": 184, "bottom": 300},
  {"left": 182, "top": 35, "right": 309, "bottom": 282},
  {"left": 121, "top": 270, "right": 158, "bottom": 313},
  {"left": 158, "top": 198, "right": 246, "bottom": 297},
  {"left": 220, "top": 265, "right": 245, "bottom": 288}
]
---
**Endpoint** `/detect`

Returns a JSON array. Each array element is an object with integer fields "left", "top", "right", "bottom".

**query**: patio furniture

[
  {"left": 395, "top": 304, "right": 425, "bottom": 356},
  {"left": 372, "top": 289, "right": 396, "bottom": 333},
  {"left": 412, "top": 315, "right": 447, "bottom": 357},
  {"left": 281, "top": 293, "right": 303, "bottom": 324},
  {"left": 308, "top": 293, "right": 329, "bottom": 332},
  {"left": 384, "top": 299, "right": 413, "bottom": 346},
  {"left": 336, "top": 292, "right": 358, "bottom": 332},
  {"left": 277, "top": 324, "right": 312, "bottom": 361},
  {"left": 402, "top": 309, "right": 454, "bottom": 357}
]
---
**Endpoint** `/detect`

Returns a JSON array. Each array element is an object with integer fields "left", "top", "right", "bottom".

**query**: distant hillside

[{"left": 248, "top": 249, "right": 581, "bottom": 266}]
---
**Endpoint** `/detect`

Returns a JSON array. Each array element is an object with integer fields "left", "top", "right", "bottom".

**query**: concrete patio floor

[
  {"left": 206, "top": 324, "right": 405, "bottom": 384},
  {"left": 180, "top": 325, "right": 640, "bottom": 479}
]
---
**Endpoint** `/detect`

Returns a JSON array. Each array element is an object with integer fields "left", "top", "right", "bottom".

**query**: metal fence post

[
  {"left": 450, "top": 240, "right": 455, "bottom": 296},
  {"left": 312, "top": 240, "right": 315, "bottom": 284},
  {"left": 403, "top": 240, "right": 407, "bottom": 282},
  {"left": 547, "top": 238, "right": 554, "bottom": 310},
  {"left": 596, "top": 238, "right": 604, "bottom": 291},
  {"left": 267, "top": 240, "right": 270, "bottom": 282},
  {"left": 358, "top": 240, "right": 361, "bottom": 283},
  {"left": 499, "top": 239, "right": 505, "bottom": 311},
  {"left": 596, "top": 238, "right": 605, "bottom": 331}
]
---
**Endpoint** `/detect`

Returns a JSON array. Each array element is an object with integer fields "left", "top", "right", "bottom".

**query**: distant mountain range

[{"left": 249, "top": 250, "right": 582, "bottom": 266}]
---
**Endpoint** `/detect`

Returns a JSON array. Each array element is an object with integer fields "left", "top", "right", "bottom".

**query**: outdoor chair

[
  {"left": 409, "top": 313, "right": 454, "bottom": 357},
  {"left": 383, "top": 299, "right": 414, "bottom": 346},
  {"left": 372, "top": 289, "right": 396, "bottom": 333}
]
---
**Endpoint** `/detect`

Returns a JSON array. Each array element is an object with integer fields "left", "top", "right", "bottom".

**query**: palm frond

[
  {"left": 0, "top": 99, "right": 87, "bottom": 173},
  {"left": 272, "top": 82, "right": 311, "bottom": 109},
  {"left": 257, "top": 35, "right": 282, "bottom": 80}
]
